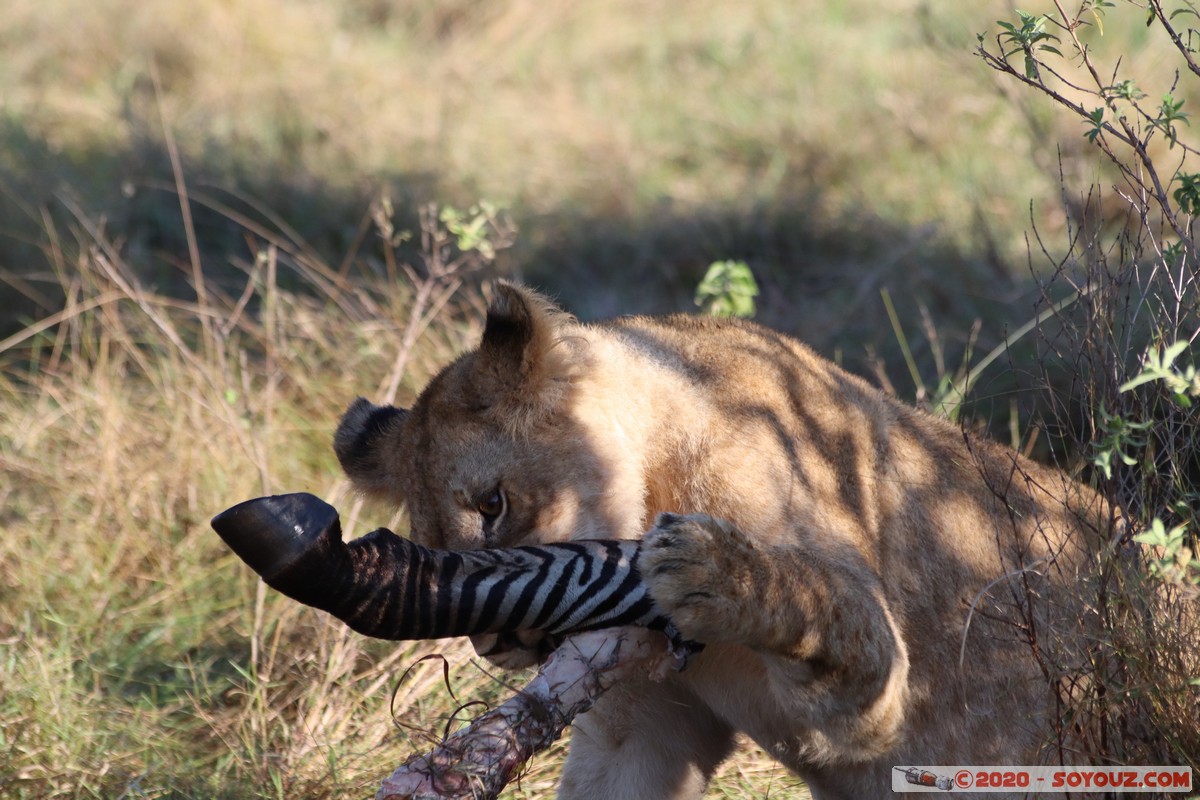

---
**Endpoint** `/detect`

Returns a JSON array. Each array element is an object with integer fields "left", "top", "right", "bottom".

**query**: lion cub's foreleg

[{"left": 641, "top": 513, "right": 909, "bottom": 759}]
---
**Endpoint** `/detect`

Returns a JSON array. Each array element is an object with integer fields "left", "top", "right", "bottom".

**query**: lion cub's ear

[
  {"left": 471, "top": 282, "right": 574, "bottom": 413},
  {"left": 333, "top": 397, "right": 409, "bottom": 501}
]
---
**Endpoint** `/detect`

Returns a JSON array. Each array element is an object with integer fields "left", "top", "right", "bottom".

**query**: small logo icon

[{"left": 895, "top": 767, "right": 955, "bottom": 791}]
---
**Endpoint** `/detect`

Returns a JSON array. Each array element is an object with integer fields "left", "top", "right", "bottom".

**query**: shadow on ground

[{"left": 1, "top": 120, "right": 1055, "bottom": 442}]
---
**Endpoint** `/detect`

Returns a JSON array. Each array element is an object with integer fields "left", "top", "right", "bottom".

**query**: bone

[{"left": 375, "top": 628, "right": 682, "bottom": 800}]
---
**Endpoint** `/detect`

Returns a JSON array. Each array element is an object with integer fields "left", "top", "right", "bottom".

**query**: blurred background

[
  {"left": 2, "top": 1, "right": 1194, "bottom": 798},
  {"left": 5, "top": 0, "right": 1170, "bottom": 346}
]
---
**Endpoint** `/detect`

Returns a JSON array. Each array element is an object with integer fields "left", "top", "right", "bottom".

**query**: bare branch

[
  {"left": 977, "top": 17, "right": 1197, "bottom": 250},
  {"left": 977, "top": 42, "right": 1136, "bottom": 149},
  {"left": 1150, "top": 0, "right": 1200, "bottom": 81},
  {"left": 376, "top": 629, "right": 685, "bottom": 800}
]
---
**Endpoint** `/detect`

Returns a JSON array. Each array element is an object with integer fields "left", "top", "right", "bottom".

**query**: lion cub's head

[
  {"left": 334, "top": 283, "right": 634, "bottom": 553},
  {"left": 335, "top": 284, "right": 646, "bottom": 667}
]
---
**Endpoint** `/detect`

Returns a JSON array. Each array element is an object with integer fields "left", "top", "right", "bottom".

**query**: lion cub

[{"left": 335, "top": 283, "right": 1110, "bottom": 800}]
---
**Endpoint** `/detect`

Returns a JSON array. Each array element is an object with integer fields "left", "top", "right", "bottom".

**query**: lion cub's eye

[{"left": 476, "top": 489, "right": 506, "bottom": 521}]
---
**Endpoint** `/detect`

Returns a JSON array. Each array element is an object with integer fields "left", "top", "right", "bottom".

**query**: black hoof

[{"left": 211, "top": 493, "right": 340, "bottom": 581}]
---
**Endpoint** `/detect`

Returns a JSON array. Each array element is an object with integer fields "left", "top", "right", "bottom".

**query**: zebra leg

[
  {"left": 211, "top": 493, "right": 684, "bottom": 646},
  {"left": 558, "top": 677, "right": 734, "bottom": 800}
]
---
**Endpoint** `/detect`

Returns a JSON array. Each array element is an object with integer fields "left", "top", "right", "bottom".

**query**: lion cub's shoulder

[{"left": 596, "top": 311, "right": 860, "bottom": 393}]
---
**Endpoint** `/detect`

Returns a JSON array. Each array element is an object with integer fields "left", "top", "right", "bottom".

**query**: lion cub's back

[{"left": 599, "top": 313, "right": 892, "bottom": 417}]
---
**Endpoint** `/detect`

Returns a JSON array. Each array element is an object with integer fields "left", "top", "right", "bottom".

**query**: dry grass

[
  {"left": 2, "top": 1, "right": 1196, "bottom": 797},
  {"left": 0, "top": 201, "right": 812, "bottom": 798},
  {"left": 2, "top": 0, "right": 1183, "bottom": 303},
  {"left": 1, "top": 201, "right": 463, "bottom": 798},
  {"left": 3, "top": 0, "right": 1188, "bottom": 427}
]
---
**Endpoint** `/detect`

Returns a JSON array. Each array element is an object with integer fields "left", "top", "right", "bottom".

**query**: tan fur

[{"left": 335, "top": 283, "right": 1113, "bottom": 800}]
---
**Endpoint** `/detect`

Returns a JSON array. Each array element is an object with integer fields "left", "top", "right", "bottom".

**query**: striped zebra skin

[{"left": 211, "top": 493, "right": 690, "bottom": 653}]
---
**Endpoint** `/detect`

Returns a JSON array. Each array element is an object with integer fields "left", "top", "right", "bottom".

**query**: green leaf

[
  {"left": 1163, "top": 340, "right": 1190, "bottom": 366},
  {"left": 695, "top": 260, "right": 759, "bottom": 318},
  {"left": 1105, "top": 80, "right": 1146, "bottom": 102},
  {"left": 1084, "top": 107, "right": 1105, "bottom": 142},
  {"left": 439, "top": 201, "right": 502, "bottom": 257},
  {"left": 1147, "top": 518, "right": 1187, "bottom": 552},
  {"left": 1087, "top": 0, "right": 1115, "bottom": 34},
  {"left": 1134, "top": 518, "right": 1170, "bottom": 549},
  {"left": 1173, "top": 173, "right": 1200, "bottom": 215},
  {"left": 1119, "top": 372, "right": 1161, "bottom": 393}
]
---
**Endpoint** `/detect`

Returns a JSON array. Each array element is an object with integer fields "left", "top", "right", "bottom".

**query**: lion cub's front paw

[{"left": 640, "top": 513, "right": 758, "bottom": 646}]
